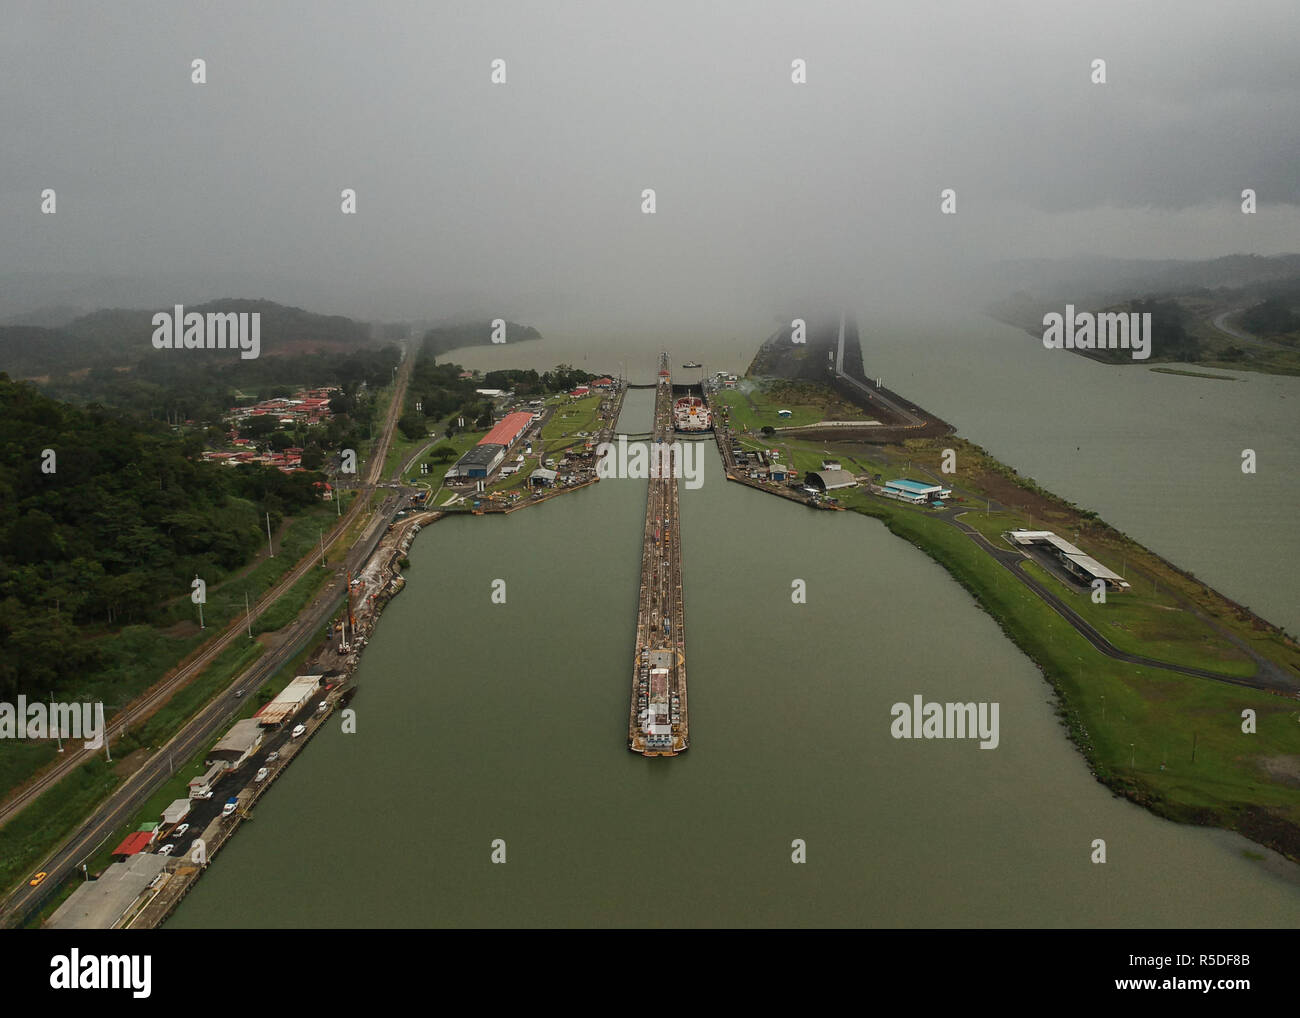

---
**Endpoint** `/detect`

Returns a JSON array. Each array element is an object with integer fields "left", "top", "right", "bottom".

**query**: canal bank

[{"left": 168, "top": 439, "right": 1300, "bottom": 928}]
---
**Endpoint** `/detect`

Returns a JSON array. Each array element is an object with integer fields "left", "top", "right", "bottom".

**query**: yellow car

[{"left": 28, "top": 872, "right": 47, "bottom": 887}]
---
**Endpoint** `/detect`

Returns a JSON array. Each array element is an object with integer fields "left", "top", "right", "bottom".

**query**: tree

[
  {"left": 430, "top": 443, "right": 458, "bottom": 463},
  {"left": 398, "top": 413, "right": 426, "bottom": 440}
]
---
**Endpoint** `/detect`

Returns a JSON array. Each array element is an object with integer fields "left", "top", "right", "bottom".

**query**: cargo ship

[{"left": 673, "top": 395, "right": 712, "bottom": 432}]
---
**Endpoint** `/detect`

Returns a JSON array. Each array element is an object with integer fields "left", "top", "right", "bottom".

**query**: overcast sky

[{"left": 3, "top": 0, "right": 1298, "bottom": 328}]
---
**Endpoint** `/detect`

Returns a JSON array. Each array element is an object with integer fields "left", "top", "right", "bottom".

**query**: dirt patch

[
  {"left": 112, "top": 748, "right": 153, "bottom": 780},
  {"left": 1256, "top": 755, "right": 1300, "bottom": 789}
]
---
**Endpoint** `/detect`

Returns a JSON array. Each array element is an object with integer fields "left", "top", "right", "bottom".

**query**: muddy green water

[{"left": 169, "top": 387, "right": 1300, "bottom": 927}]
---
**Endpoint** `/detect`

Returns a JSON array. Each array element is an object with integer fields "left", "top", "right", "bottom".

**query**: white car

[
  {"left": 255, "top": 767, "right": 269, "bottom": 782},
  {"left": 173, "top": 823, "right": 189, "bottom": 838},
  {"left": 291, "top": 724, "right": 306, "bottom": 739},
  {"left": 157, "top": 844, "right": 174, "bottom": 856},
  {"left": 266, "top": 751, "right": 279, "bottom": 763},
  {"left": 316, "top": 701, "right": 328, "bottom": 714}
]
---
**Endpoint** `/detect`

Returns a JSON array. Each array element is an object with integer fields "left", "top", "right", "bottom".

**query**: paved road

[
  {"left": 1209, "top": 308, "right": 1287, "bottom": 351},
  {"left": 942, "top": 513, "right": 1296, "bottom": 691},
  {"left": 1, "top": 349, "right": 414, "bottom": 925}
]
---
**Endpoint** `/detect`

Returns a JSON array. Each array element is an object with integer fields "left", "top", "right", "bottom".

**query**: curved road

[{"left": 943, "top": 512, "right": 1298, "bottom": 693}]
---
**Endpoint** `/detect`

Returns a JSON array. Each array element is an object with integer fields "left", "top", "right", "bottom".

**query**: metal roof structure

[
  {"left": 257, "top": 674, "right": 321, "bottom": 726},
  {"left": 46, "top": 853, "right": 169, "bottom": 930},
  {"left": 478, "top": 412, "right": 533, "bottom": 448},
  {"left": 886, "top": 478, "right": 949, "bottom": 494},
  {"left": 110, "top": 831, "right": 154, "bottom": 857},
  {"left": 456, "top": 444, "right": 505, "bottom": 469},
  {"left": 211, "top": 718, "right": 262, "bottom": 758},
  {"left": 1008, "top": 530, "right": 1130, "bottom": 587},
  {"left": 806, "top": 469, "right": 857, "bottom": 491}
]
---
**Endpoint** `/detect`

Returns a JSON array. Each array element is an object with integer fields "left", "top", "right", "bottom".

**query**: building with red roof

[
  {"left": 110, "top": 831, "right": 154, "bottom": 859},
  {"left": 478, "top": 411, "right": 533, "bottom": 449}
]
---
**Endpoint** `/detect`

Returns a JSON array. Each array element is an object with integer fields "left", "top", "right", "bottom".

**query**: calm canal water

[{"left": 170, "top": 386, "right": 1300, "bottom": 927}]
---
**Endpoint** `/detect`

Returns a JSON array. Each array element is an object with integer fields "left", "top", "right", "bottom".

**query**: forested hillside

[{"left": 0, "top": 375, "right": 325, "bottom": 700}]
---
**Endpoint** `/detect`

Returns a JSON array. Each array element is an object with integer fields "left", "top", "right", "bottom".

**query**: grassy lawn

[
  {"left": 955, "top": 509, "right": 1025, "bottom": 544},
  {"left": 885, "top": 435, "right": 1300, "bottom": 679},
  {"left": 540, "top": 395, "right": 602, "bottom": 460},
  {"left": 718, "top": 381, "right": 873, "bottom": 432},
  {"left": 403, "top": 429, "right": 488, "bottom": 491},
  {"left": 848, "top": 498, "right": 1300, "bottom": 830},
  {"left": 1018, "top": 560, "right": 1256, "bottom": 677}
]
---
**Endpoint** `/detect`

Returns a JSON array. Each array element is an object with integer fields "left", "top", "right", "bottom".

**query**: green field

[
  {"left": 540, "top": 395, "right": 602, "bottom": 459},
  {"left": 717, "top": 381, "right": 874, "bottom": 433},
  {"left": 1018, "top": 560, "right": 1256, "bottom": 677}
]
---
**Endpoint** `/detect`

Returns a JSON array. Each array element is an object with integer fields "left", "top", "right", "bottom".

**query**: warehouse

[
  {"left": 479, "top": 411, "right": 533, "bottom": 449},
  {"left": 208, "top": 718, "right": 263, "bottom": 769},
  {"left": 1008, "top": 530, "right": 1131, "bottom": 591},
  {"left": 257, "top": 674, "right": 322, "bottom": 727},
  {"left": 883, "top": 478, "right": 951, "bottom": 504},
  {"left": 804, "top": 469, "right": 857, "bottom": 491},
  {"left": 450, "top": 443, "right": 506, "bottom": 479},
  {"left": 46, "top": 852, "right": 170, "bottom": 930}
]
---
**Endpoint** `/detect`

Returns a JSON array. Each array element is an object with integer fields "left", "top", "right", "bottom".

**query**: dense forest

[
  {"left": 0, "top": 375, "right": 326, "bottom": 699},
  {"left": 1084, "top": 298, "right": 1202, "bottom": 364},
  {"left": 1240, "top": 296, "right": 1300, "bottom": 341}
]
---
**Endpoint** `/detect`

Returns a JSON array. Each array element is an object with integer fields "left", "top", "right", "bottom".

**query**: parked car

[
  {"left": 157, "top": 844, "right": 174, "bottom": 856},
  {"left": 266, "top": 751, "right": 279, "bottom": 763},
  {"left": 173, "top": 823, "right": 189, "bottom": 838},
  {"left": 195, "top": 790, "right": 213, "bottom": 801},
  {"left": 291, "top": 724, "right": 306, "bottom": 739},
  {"left": 316, "top": 701, "right": 328, "bottom": 714},
  {"left": 255, "top": 767, "right": 269, "bottom": 782}
]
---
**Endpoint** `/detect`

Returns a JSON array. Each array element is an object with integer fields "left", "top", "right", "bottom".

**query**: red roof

[
  {"left": 478, "top": 411, "right": 534, "bottom": 447},
  {"left": 112, "top": 831, "right": 154, "bottom": 857}
]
